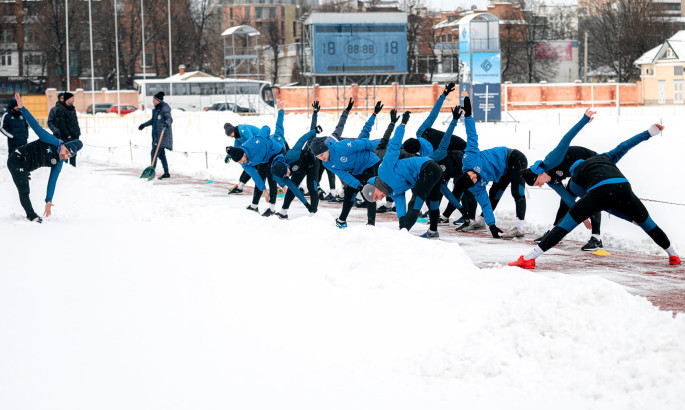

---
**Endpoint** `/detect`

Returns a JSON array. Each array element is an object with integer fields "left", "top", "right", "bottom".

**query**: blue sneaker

[
  {"left": 336, "top": 218, "right": 348, "bottom": 229},
  {"left": 420, "top": 230, "right": 440, "bottom": 239}
]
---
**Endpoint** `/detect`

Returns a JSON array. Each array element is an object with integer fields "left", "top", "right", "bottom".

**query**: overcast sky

[{"left": 424, "top": 0, "right": 577, "bottom": 12}]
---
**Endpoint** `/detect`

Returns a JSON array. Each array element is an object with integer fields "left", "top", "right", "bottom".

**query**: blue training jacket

[
  {"left": 321, "top": 114, "right": 380, "bottom": 188},
  {"left": 461, "top": 116, "right": 508, "bottom": 226},
  {"left": 377, "top": 124, "right": 431, "bottom": 218},
  {"left": 239, "top": 125, "right": 284, "bottom": 191},
  {"left": 20, "top": 106, "right": 65, "bottom": 203},
  {"left": 234, "top": 124, "right": 263, "bottom": 147}
]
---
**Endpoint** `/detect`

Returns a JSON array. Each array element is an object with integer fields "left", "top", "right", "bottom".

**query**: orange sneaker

[
  {"left": 508, "top": 256, "right": 536, "bottom": 269},
  {"left": 670, "top": 256, "right": 681, "bottom": 265}
]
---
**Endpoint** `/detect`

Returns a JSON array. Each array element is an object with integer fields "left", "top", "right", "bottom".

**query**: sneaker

[
  {"left": 276, "top": 212, "right": 288, "bottom": 220},
  {"left": 420, "top": 230, "right": 440, "bottom": 239},
  {"left": 508, "top": 256, "right": 536, "bottom": 269},
  {"left": 336, "top": 218, "right": 348, "bottom": 229},
  {"left": 501, "top": 227, "right": 525, "bottom": 240},
  {"left": 454, "top": 219, "right": 473, "bottom": 232},
  {"left": 670, "top": 256, "right": 681, "bottom": 265},
  {"left": 419, "top": 210, "right": 429, "bottom": 218},
  {"left": 354, "top": 199, "right": 365, "bottom": 208},
  {"left": 438, "top": 216, "right": 450, "bottom": 225},
  {"left": 452, "top": 216, "right": 465, "bottom": 225},
  {"left": 246, "top": 205, "right": 259, "bottom": 213},
  {"left": 300, "top": 187, "right": 308, "bottom": 196},
  {"left": 461, "top": 218, "right": 485, "bottom": 232},
  {"left": 534, "top": 230, "right": 550, "bottom": 243},
  {"left": 29, "top": 216, "right": 43, "bottom": 223},
  {"left": 228, "top": 185, "right": 243, "bottom": 194},
  {"left": 262, "top": 209, "right": 275, "bottom": 217},
  {"left": 581, "top": 237, "right": 603, "bottom": 252},
  {"left": 318, "top": 188, "right": 326, "bottom": 199},
  {"left": 158, "top": 173, "right": 170, "bottom": 180},
  {"left": 377, "top": 205, "right": 390, "bottom": 213}
]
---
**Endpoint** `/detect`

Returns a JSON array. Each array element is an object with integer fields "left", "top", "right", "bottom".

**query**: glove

[
  {"left": 401, "top": 111, "right": 411, "bottom": 124},
  {"left": 162, "top": 123, "right": 168, "bottom": 130},
  {"left": 489, "top": 225, "right": 503, "bottom": 238},
  {"left": 463, "top": 96, "right": 472, "bottom": 117},
  {"left": 443, "top": 82, "right": 455, "bottom": 96},
  {"left": 224, "top": 155, "right": 231, "bottom": 164},
  {"left": 312, "top": 101, "right": 320, "bottom": 113},
  {"left": 138, "top": 124, "right": 145, "bottom": 131},
  {"left": 315, "top": 125, "right": 323, "bottom": 134},
  {"left": 390, "top": 109, "right": 399, "bottom": 124},
  {"left": 373, "top": 101, "right": 384, "bottom": 115},
  {"left": 451, "top": 105, "right": 462, "bottom": 121},
  {"left": 346, "top": 98, "right": 354, "bottom": 111}
]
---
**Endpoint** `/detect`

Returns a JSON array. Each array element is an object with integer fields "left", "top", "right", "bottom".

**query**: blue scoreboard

[{"left": 312, "top": 24, "right": 408, "bottom": 74}]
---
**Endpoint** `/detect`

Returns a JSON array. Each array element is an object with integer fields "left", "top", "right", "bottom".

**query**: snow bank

[{"left": 1, "top": 162, "right": 684, "bottom": 409}]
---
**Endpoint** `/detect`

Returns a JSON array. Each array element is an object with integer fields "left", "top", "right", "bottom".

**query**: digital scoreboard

[{"left": 311, "top": 23, "right": 408, "bottom": 74}]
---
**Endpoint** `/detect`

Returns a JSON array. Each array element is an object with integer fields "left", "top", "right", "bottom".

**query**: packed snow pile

[{"left": 1, "top": 106, "right": 685, "bottom": 409}]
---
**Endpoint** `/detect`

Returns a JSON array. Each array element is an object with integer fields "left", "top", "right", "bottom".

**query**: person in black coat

[
  {"left": 54, "top": 92, "right": 81, "bottom": 167},
  {"left": 47, "top": 92, "right": 64, "bottom": 138},
  {"left": 1, "top": 97, "right": 29, "bottom": 154},
  {"left": 139, "top": 91, "right": 174, "bottom": 179}
]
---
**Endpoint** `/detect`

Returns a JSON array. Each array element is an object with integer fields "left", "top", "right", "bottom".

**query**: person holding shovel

[{"left": 139, "top": 91, "right": 173, "bottom": 180}]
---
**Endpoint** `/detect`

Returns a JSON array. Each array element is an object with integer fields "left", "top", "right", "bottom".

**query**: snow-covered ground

[{"left": 1, "top": 106, "right": 684, "bottom": 409}]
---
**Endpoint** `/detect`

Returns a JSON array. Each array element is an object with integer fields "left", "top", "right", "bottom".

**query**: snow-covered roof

[
  {"left": 222, "top": 25, "right": 260, "bottom": 37},
  {"left": 635, "top": 30, "right": 685, "bottom": 66}
]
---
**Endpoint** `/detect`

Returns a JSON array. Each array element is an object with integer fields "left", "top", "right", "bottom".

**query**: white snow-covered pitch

[{"left": 1, "top": 106, "right": 684, "bottom": 409}]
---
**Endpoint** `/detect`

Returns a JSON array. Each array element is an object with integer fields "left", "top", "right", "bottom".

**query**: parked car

[
  {"left": 204, "top": 102, "right": 255, "bottom": 113},
  {"left": 107, "top": 105, "right": 137, "bottom": 115},
  {"left": 86, "top": 103, "right": 115, "bottom": 114}
]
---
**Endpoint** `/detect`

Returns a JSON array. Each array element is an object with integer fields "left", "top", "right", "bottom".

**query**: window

[
  {"left": 675, "top": 66, "right": 683, "bottom": 76},
  {"left": 448, "top": 34, "right": 452, "bottom": 42},
  {"left": 674, "top": 80, "right": 683, "bottom": 103},
  {"left": 141, "top": 53, "right": 152, "bottom": 68},
  {"left": 1, "top": 51, "right": 12, "bottom": 66},
  {"left": 146, "top": 82, "right": 170, "bottom": 96},
  {"left": 255, "top": 7, "right": 263, "bottom": 18},
  {"left": 1, "top": 29, "right": 12, "bottom": 43},
  {"left": 269, "top": 7, "right": 277, "bottom": 18},
  {"left": 667, "top": 48, "right": 675, "bottom": 59},
  {"left": 24, "top": 53, "right": 42, "bottom": 66},
  {"left": 115, "top": 1, "right": 124, "bottom": 16},
  {"left": 229, "top": 8, "right": 233, "bottom": 19},
  {"left": 245, "top": 6, "right": 250, "bottom": 19}
]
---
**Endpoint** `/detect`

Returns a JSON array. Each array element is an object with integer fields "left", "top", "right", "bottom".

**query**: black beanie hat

[
  {"left": 154, "top": 91, "right": 165, "bottom": 102},
  {"left": 453, "top": 172, "right": 475, "bottom": 194},
  {"left": 8, "top": 97, "right": 17, "bottom": 110},
  {"left": 402, "top": 138, "right": 421, "bottom": 154},
  {"left": 64, "top": 140, "right": 84, "bottom": 156},
  {"left": 227, "top": 147, "right": 245, "bottom": 162},
  {"left": 271, "top": 161, "right": 288, "bottom": 179},
  {"left": 224, "top": 123, "right": 235, "bottom": 137},
  {"left": 309, "top": 137, "right": 329, "bottom": 156},
  {"left": 63, "top": 92, "right": 74, "bottom": 101},
  {"left": 520, "top": 167, "right": 538, "bottom": 186}
]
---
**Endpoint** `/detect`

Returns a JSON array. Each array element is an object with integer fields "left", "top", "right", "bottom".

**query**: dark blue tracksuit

[{"left": 538, "top": 126, "right": 671, "bottom": 253}]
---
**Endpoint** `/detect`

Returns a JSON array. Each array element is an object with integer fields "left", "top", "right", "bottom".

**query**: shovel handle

[{"left": 150, "top": 128, "right": 166, "bottom": 167}]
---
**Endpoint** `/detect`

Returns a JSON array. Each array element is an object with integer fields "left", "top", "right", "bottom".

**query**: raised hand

[
  {"left": 443, "top": 82, "right": 455, "bottom": 96},
  {"left": 451, "top": 105, "right": 462, "bottom": 121},
  {"left": 401, "top": 111, "right": 411, "bottom": 124},
  {"left": 346, "top": 98, "right": 355, "bottom": 111},
  {"left": 463, "top": 96, "right": 472, "bottom": 117},
  {"left": 390, "top": 109, "right": 399, "bottom": 124},
  {"left": 584, "top": 108, "right": 597, "bottom": 122},
  {"left": 312, "top": 101, "right": 320, "bottom": 113},
  {"left": 373, "top": 101, "right": 384, "bottom": 115}
]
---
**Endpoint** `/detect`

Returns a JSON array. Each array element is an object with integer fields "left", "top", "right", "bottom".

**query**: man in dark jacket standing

[
  {"left": 47, "top": 92, "right": 64, "bottom": 138},
  {"left": 139, "top": 91, "right": 173, "bottom": 179},
  {"left": 1, "top": 97, "right": 29, "bottom": 154},
  {"left": 55, "top": 92, "right": 81, "bottom": 167}
]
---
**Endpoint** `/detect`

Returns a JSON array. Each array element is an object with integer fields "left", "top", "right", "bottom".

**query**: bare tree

[
  {"left": 580, "top": 0, "right": 677, "bottom": 82},
  {"left": 519, "top": 0, "right": 558, "bottom": 83},
  {"left": 262, "top": 19, "right": 283, "bottom": 84}
]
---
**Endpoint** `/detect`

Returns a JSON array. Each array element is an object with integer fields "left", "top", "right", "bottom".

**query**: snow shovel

[{"left": 140, "top": 128, "right": 166, "bottom": 180}]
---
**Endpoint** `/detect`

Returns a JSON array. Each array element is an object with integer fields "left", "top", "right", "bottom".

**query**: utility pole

[{"left": 584, "top": 31, "right": 588, "bottom": 83}]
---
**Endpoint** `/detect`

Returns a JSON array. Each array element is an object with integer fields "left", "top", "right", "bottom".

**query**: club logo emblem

[
  {"left": 340, "top": 156, "right": 348, "bottom": 163},
  {"left": 292, "top": 165, "right": 299, "bottom": 171},
  {"left": 481, "top": 59, "right": 492, "bottom": 72}
]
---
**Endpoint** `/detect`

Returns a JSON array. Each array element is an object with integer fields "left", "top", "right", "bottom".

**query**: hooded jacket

[{"left": 321, "top": 113, "right": 380, "bottom": 188}]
